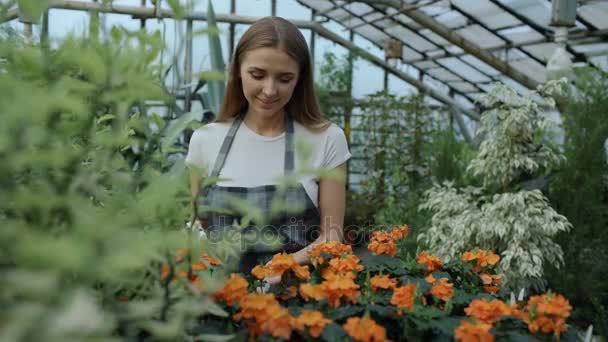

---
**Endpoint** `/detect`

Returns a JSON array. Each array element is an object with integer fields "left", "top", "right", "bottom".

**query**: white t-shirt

[{"left": 185, "top": 118, "right": 351, "bottom": 208}]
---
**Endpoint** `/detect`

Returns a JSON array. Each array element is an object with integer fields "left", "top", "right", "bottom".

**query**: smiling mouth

[{"left": 257, "top": 98, "right": 278, "bottom": 105}]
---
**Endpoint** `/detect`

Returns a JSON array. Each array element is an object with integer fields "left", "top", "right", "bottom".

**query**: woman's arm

[
  {"left": 290, "top": 163, "right": 347, "bottom": 265},
  {"left": 190, "top": 170, "right": 201, "bottom": 201}
]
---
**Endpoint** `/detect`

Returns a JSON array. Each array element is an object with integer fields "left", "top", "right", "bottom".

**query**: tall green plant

[
  {"left": 0, "top": 5, "right": 236, "bottom": 340},
  {"left": 547, "top": 67, "right": 608, "bottom": 336},
  {"left": 419, "top": 80, "right": 572, "bottom": 290}
]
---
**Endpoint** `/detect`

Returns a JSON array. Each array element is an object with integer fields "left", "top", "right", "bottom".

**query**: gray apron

[{"left": 197, "top": 114, "right": 321, "bottom": 273}]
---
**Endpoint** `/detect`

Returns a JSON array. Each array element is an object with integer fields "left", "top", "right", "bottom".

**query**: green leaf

[
  {"left": 205, "top": 1, "right": 226, "bottom": 114},
  {"left": 196, "top": 333, "right": 236, "bottom": 342},
  {"left": 325, "top": 305, "right": 365, "bottom": 320},
  {"left": 161, "top": 111, "right": 199, "bottom": 152},
  {"left": 321, "top": 322, "right": 348, "bottom": 341},
  {"left": 360, "top": 254, "right": 407, "bottom": 275}
]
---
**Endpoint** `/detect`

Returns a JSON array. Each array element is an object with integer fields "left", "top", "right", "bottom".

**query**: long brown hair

[{"left": 215, "top": 16, "right": 329, "bottom": 130}]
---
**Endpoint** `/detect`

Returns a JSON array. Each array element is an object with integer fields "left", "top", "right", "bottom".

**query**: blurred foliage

[
  {"left": 546, "top": 67, "right": 608, "bottom": 338},
  {"left": 0, "top": 2, "right": 237, "bottom": 341}
]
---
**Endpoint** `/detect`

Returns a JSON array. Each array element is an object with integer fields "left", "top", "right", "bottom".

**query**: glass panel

[
  {"left": 352, "top": 60, "right": 384, "bottom": 98},
  {"left": 497, "top": 25, "right": 545, "bottom": 44},
  {"left": 277, "top": 0, "right": 312, "bottom": 20},
  {"left": 236, "top": 0, "right": 270, "bottom": 16},
  {"left": 456, "top": 24, "right": 506, "bottom": 49},
  {"left": 297, "top": 0, "right": 334, "bottom": 12},
  {"left": 48, "top": 9, "right": 89, "bottom": 41},
  {"left": 418, "top": 29, "right": 450, "bottom": 46},
  {"left": 354, "top": 24, "right": 390, "bottom": 43},
  {"left": 460, "top": 55, "right": 501, "bottom": 76},
  {"left": 452, "top": 0, "right": 520, "bottom": 30},
  {"left": 449, "top": 81, "right": 478, "bottom": 93},
  {"left": 522, "top": 43, "right": 573, "bottom": 63},
  {"left": 345, "top": 2, "right": 374, "bottom": 16},
  {"left": 413, "top": 61, "right": 439, "bottom": 70},
  {"left": 192, "top": 0, "right": 231, "bottom": 13},
  {"left": 385, "top": 26, "right": 437, "bottom": 52},
  {"left": 436, "top": 57, "right": 493, "bottom": 83},
  {"left": 579, "top": 2, "right": 608, "bottom": 29},
  {"left": 426, "top": 68, "right": 462, "bottom": 82},
  {"left": 500, "top": 0, "right": 551, "bottom": 31},
  {"left": 402, "top": 46, "right": 423, "bottom": 62},
  {"left": 507, "top": 59, "right": 546, "bottom": 83},
  {"left": 434, "top": 10, "right": 468, "bottom": 29}
]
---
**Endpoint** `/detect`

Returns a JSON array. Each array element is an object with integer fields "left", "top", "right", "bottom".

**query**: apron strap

[
  {"left": 209, "top": 116, "right": 243, "bottom": 179},
  {"left": 284, "top": 114, "right": 295, "bottom": 174}
]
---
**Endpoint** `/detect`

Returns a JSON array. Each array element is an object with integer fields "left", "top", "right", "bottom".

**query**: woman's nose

[{"left": 262, "top": 80, "right": 278, "bottom": 97}]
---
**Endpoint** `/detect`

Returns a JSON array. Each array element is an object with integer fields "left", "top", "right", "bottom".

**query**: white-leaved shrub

[{"left": 419, "top": 80, "right": 572, "bottom": 290}]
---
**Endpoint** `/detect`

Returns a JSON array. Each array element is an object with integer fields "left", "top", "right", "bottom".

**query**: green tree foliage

[
  {"left": 0, "top": 5, "right": 235, "bottom": 341},
  {"left": 547, "top": 67, "right": 608, "bottom": 337},
  {"left": 419, "top": 80, "right": 572, "bottom": 291}
]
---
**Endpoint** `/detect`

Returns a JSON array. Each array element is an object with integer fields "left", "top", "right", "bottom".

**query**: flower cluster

[
  {"left": 367, "top": 224, "right": 409, "bottom": 257},
  {"left": 203, "top": 224, "right": 576, "bottom": 342},
  {"left": 462, "top": 249, "right": 502, "bottom": 294},
  {"left": 417, "top": 250, "right": 443, "bottom": 273},
  {"left": 425, "top": 275, "right": 454, "bottom": 302},
  {"left": 160, "top": 248, "right": 222, "bottom": 292},
  {"left": 342, "top": 316, "right": 388, "bottom": 342},
  {"left": 251, "top": 252, "right": 310, "bottom": 280},
  {"left": 462, "top": 249, "right": 500, "bottom": 272},
  {"left": 308, "top": 240, "right": 353, "bottom": 266},
  {"left": 521, "top": 293, "right": 572, "bottom": 339}
]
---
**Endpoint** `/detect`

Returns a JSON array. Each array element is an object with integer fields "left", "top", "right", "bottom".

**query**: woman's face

[{"left": 239, "top": 47, "right": 300, "bottom": 118}]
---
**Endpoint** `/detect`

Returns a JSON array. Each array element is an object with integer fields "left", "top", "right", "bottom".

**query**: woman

[{"left": 186, "top": 17, "right": 351, "bottom": 281}]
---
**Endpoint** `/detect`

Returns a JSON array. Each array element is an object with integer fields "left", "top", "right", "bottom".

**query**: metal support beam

[
  {"left": 351, "top": 0, "right": 540, "bottom": 90},
  {"left": 13, "top": 0, "right": 477, "bottom": 120}
]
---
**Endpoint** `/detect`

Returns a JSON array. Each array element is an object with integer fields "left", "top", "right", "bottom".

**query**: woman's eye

[
  {"left": 279, "top": 78, "right": 293, "bottom": 83},
  {"left": 251, "top": 74, "right": 264, "bottom": 80}
]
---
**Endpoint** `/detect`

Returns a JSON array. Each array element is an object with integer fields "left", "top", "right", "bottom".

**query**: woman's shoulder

[
  {"left": 294, "top": 120, "right": 345, "bottom": 139},
  {"left": 190, "top": 119, "right": 234, "bottom": 142}
]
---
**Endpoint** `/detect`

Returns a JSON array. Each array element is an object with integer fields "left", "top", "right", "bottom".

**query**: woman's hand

[{"left": 256, "top": 260, "right": 282, "bottom": 293}]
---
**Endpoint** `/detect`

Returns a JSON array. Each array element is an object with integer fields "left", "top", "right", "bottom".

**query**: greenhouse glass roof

[{"left": 297, "top": 0, "right": 608, "bottom": 103}]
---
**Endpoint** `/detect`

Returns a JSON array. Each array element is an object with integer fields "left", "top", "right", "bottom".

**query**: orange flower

[
  {"left": 370, "top": 274, "right": 398, "bottom": 292},
  {"left": 429, "top": 278, "right": 454, "bottom": 302},
  {"left": 233, "top": 293, "right": 295, "bottom": 340},
  {"left": 391, "top": 284, "right": 417, "bottom": 311},
  {"left": 293, "top": 310, "right": 332, "bottom": 338},
  {"left": 417, "top": 251, "right": 443, "bottom": 273},
  {"left": 292, "top": 264, "right": 310, "bottom": 280},
  {"left": 201, "top": 253, "right": 222, "bottom": 266},
  {"left": 522, "top": 293, "right": 571, "bottom": 339},
  {"left": 252, "top": 253, "right": 310, "bottom": 280},
  {"left": 480, "top": 273, "right": 502, "bottom": 294},
  {"left": 390, "top": 224, "right": 409, "bottom": 240},
  {"left": 259, "top": 306, "right": 295, "bottom": 340},
  {"left": 462, "top": 250, "right": 500, "bottom": 272},
  {"left": 279, "top": 286, "right": 299, "bottom": 301},
  {"left": 454, "top": 320, "right": 494, "bottom": 342},
  {"left": 213, "top": 273, "right": 249, "bottom": 306},
  {"left": 251, "top": 264, "right": 268, "bottom": 279},
  {"left": 343, "top": 316, "right": 388, "bottom": 342},
  {"left": 368, "top": 231, "right": 397, "bottom": 256},
  {"left": 308, "top": 241, "right": 353, "bottom": 265},
  {"left": 464, "top": 299, "right": 512, "bottom": 324},
  {"left": 328, "top": 254, "right": 364, "bottom": 274},
  {"left": 320, "top": 272, "right": 361, "bottom": 308},
  {"left": 424, "top": 274, "right": 436, "bottom": 284},
  {"left": 299, "top": 283, "right": 326, "bottom": 302}
]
